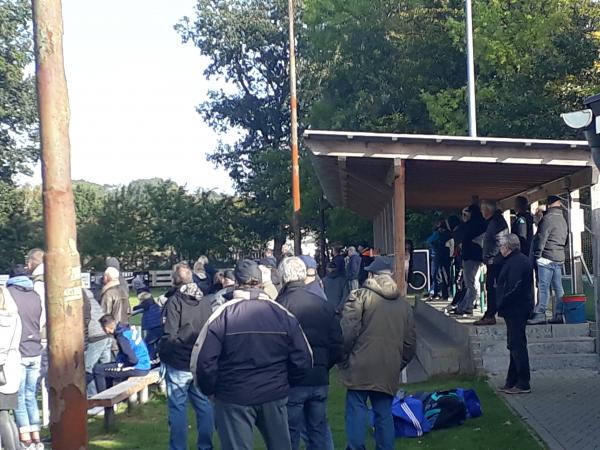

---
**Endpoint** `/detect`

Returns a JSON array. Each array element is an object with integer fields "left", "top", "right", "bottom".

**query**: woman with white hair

[{"left": 0, "top": 286, "right": 23, "bottom": 450}]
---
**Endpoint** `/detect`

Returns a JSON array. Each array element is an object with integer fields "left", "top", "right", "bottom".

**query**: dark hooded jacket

[
  {"left": 277, "top": 281, "right": 343, "bottom": 386},
  {"left": 461, "top": 205, "right": 488, "bottom": 262},
  {"left": 339, "top": 274, "right": 416, "bottom": 396},
  {"left": 323, "top": 270, "right": 347, "bottom": 311},
  {"left": 158, "top": 283, "right": 212, "bottom": 370},
  {"left": 512, "top": 211, "right": 534, "bottom": 257}
]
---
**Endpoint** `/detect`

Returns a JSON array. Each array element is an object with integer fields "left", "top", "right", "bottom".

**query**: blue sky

[{"left": 30, "top": 0, "right": 233, "bottom": 192}]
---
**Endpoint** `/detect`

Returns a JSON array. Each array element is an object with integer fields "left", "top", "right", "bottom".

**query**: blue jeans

[
  {"left": 85, "top": 338, "right": 113, "bottom": 396},
  {"left": 536, "top": 260, "right": 564, "bottom": 315},
  {"left": 165, "top": 364, "right": 214, "bottom": 450},
  {"left": 345, "top": 390, "right": 394, "bottom": 450},
  {"left": 287, "top": 385, "right": 329, "bottom": 450},
  {"left": 15, "top": 356, "right": 42, "bottom": 433}
]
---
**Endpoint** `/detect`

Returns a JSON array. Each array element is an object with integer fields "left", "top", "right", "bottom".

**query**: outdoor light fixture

[{"left": 562, "top": 93, "right": 600, "bottom": 170}]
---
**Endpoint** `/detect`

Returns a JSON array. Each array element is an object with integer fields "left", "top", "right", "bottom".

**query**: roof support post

[
  {"left": 590, "top": 170, "right": 600, "bottom": 355},
  {"left": 393, "top": 159, "right": 407, "bottom": 296}
]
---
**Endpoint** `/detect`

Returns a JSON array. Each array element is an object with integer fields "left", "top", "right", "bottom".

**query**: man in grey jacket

[
  {"left": 528, "top": 196, "right": 568, "bottom": 325},
  {"left": 340, "top": 256, "right": 416, "bottom": 450}
]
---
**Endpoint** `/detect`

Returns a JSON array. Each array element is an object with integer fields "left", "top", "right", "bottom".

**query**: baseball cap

[
  {"left": 364, "top": 256, "right": 393, "bottom": 274},
  {"left": 234, "top": 260, "right": 262, "bottom": 285}
]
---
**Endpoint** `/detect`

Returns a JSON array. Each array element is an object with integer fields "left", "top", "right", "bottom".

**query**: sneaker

[
  {"left": 498, "top": 385, "right": 514, "bottom": 393},
  {"left": 527, "top": 313, "right": 547, "bottom": 325},
  {"left": 503, "top": 386, "right": 531, "bottom": 395},
  {"left": 473, "top": 317, "right": 496, "bottom": 326}
]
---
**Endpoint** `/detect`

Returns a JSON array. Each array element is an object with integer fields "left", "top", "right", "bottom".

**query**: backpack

[
  {"left": 391, "top": 396, "right": 431, "bottom": 438},
  {"left": 423, "top": 390, "right": 467, "bottom": 429},
  {"left": 456, "top": 388, "right": 482, "bottom": 418}
]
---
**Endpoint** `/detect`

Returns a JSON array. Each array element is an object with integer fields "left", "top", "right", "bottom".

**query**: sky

[{"left": 26, "top": 0, "right": 234, "bottom": 193}]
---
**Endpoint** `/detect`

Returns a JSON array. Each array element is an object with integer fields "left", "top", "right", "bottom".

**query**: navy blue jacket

[
  {"left": 191, "top": 289, "right": 312, "bottom": 406},
  {"left": 277, "top": 282, "right": 343, "bottom": 387},
  {"left": 347, "top": 254, "right": 361, "bottom": 281}
]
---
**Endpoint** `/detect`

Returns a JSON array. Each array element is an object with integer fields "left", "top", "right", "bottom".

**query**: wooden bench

[{"left": 88, "top": 368, "right": 161, "bottom": 430}]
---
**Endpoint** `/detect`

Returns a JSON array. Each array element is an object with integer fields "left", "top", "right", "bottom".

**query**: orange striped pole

[{"left": 288, "top": 0, "right": 301, "bottom": 255}]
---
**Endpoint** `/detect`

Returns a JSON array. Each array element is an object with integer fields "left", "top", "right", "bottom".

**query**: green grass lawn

[{"left": 88, "top": 372, "right": 543, "bottom": 450}]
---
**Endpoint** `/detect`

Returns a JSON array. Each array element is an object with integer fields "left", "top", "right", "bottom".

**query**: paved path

[{"left": 490, "top": 369, "right": 600, "bottom": 450}]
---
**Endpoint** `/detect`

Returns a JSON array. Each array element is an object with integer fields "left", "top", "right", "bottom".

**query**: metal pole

[
  {"left": 31, "top": 1, "right": 88, "bottom": 448},
  {"left": 465, "top": 0, "right": 477, "bottom": 137},
  {"left": 567, "top": 192, "right": 578, "bottom": 293},
  {"left": 288, "top": 0, "right": 302, "bottom": 255}
]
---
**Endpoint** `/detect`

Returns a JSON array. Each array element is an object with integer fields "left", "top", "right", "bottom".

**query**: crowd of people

[
  {"left": 0, "top": 194, "right": 569, "bottom": 449},
  {"left": 424, "top": 195, "right": 569, "bottom": 394},
  {"left": 0, "top": 245, "right": 416, "bottom": 450}
]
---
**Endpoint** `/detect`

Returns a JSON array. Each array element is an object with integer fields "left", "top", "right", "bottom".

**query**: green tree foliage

[{"left": 0, "top": 0, "right": 38, "bottom": 183}]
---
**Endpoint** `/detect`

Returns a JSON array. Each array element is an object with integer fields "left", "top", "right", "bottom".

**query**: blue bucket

[{"left": 563, "top": 295, "right": 586, "bottom": 324}]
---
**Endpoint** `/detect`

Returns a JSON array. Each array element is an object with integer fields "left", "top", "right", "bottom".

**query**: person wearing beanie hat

[
  {"left": 299, "top": 255, "right": 327, "bottom": 301},
  {"left": 191, "top": 259, "right": 312, "bottom": 450},
  {"left": 7, "top": 265, "right": 44, "bottom": 449},
  {"left": 340, "top": 258, "right": 416, "bottom": 450},
  {"left": 529, "top": 194, "right": 568, "bottom": 325},
  {"left": 105, "top": 257, "right": 130, "bottom": 295}
]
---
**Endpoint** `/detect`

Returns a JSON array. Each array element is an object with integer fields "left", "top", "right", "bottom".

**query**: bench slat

[{"left": 88, "top": 370, "right": 160, "bottom": 408}]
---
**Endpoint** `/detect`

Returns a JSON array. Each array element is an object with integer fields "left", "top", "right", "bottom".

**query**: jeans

[
  {"left": 459, "top": 260, "right": 482, "bottom": 313},
  {"left": 287, "top": 385, "right": 329, "bottom": 450},
  {"left": 536, "top": 260, "right": 564, "bottom": 316},
  {"left": 93, "top": 362, "right": 148, "bottom": 393},
  {"left": 505, "top": 316, "right": 531, "bottom": 390},
  {"left": 165, "top": 365, "right": 214, "bottom": 450},
  {"left": 15, "top": 356, "right": 41, "bottom": 433},
  {"left": 429, "top": 258, "right": 439, "bottom": 296},
  {"left": 435, "top": 259, "right": 451, "bottom": 299},
  {"left": 215, "top": 397, "right": 291, "bottom": 450},
  {"left": 345, "top": 390, "right": 394, "bottom": 450},
  {"left": 85, "top": 338, "right": 113, "bottom": 396},
  {"left": 484, "top": 264, "right": 502, "bottom": 319}
]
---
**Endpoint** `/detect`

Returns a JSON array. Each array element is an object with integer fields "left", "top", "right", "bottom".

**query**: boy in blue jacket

[{"left": 93, "top": 314, "right": 151, "bottom": 393}]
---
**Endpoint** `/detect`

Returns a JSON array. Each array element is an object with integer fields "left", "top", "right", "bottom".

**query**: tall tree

[
  {"left": 178, "top": 0, "right": 324, "bottom": 254},
  {"left": 0, "top": 0, "right": 38, "bottom": 183}
]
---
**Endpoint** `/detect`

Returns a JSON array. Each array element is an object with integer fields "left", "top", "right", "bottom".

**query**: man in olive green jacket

[{"left": 340, "top": 256, "right": 416, "bottom": 450}]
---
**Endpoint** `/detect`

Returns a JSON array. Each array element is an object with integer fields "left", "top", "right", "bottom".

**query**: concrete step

[
  {"left": 415, "top": 314, "right": 465, "bottom": 377},
  {"left": 482, "top": 353, "right": 599, "bottom": 374},
  {"left": 469, "top": 322, "right": 591, "bottom": 340},
  {"left": 473, "top": 337, "right": 596, "bottom": 357}
]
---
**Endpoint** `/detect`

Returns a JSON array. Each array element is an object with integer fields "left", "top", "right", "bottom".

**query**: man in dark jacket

[
  {"left": 299, "top": 255, "right": 327, "bottom": 302},
  {"left": 159, "top": 263, "right": 214, "bottom": 450},
  {"left": 332, "top": 246, "right": 346, "bottom": 277},
  {"left": 474, "top": 200, "right": 508, "bottom": 325},
  {"left": 512, "top": 196, "right": 534, "bottom": 257},
  {"left": 191, "top": 260, "right": 312, "bottom": 450},
  {"left": 323, "top": 262, "right": 347, "bottom": 313},
  {"left": 277, "top": 257, "right": 343, "bottom": 450},
  {"left": 340, "top": 256, "right": 416, "bottom": 450},
  {"left": 529, "top": 195, "right": 568, "bottom": 325},
  {"left": 93, "top": 315, "right": 150, "bottom": 393},
  {"left": 456, "top": 204, "right": 487, "bottom": 315},
  {"left": 357, "top": 243, "right": 374, "bottom": 286},
  {"left": 497, "top": 234, "right": 533, "bottom": 394}
]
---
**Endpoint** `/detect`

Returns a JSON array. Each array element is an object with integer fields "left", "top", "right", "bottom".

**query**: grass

[{"left": 88, "top": 372, "right": 543, "bottom": 450}]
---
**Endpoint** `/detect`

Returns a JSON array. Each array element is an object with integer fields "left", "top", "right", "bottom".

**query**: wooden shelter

[{"left": 305, "top": 130, "right": 595, "bottom": 296}]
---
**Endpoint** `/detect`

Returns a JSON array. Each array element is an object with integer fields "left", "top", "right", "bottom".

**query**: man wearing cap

[
  {"left": 191, "top": 260, "right": 313, "bottom": 450},
  {"left": 340, "top": 256, "right": 416, "bottom": 450},
  {"left": 277, "top": 257, "right": 343, "bottom": 450},
  {"left": 299, "top": 255, "right": 328, "bottom": 302},
  {"left": 529, "top": 195, "right": 568, "bottom": 325}
]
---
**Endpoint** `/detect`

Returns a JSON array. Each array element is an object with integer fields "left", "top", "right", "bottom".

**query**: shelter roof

[{"left": 305, "top": 130, "right": 594, "bottom": 217}]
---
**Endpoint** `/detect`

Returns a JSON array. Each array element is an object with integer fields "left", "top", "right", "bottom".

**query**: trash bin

[{"left": 562, "top": 294, "right": 586, "bottom": 324}]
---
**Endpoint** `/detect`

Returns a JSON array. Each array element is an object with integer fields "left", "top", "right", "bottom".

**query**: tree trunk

[{"left": 273, "top": 233, "right": 286, "bottom": 261}]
